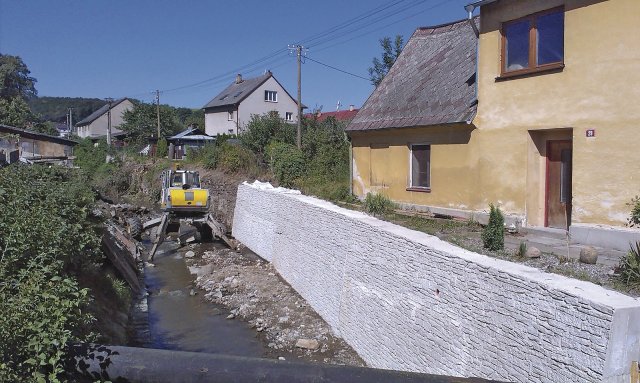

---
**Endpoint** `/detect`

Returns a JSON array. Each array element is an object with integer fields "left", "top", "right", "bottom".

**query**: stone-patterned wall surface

[{"left": 232, "top": 182, "right": 640, "bottom": 383}]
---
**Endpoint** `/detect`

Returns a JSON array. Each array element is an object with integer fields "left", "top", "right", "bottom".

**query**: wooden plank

[
  {"left": 206, "top": 214, "right": 237, "bottom": 249},
  {"left": 101, "top": 227, "right": 141, "bottom": 294},
  {"left": 143, "top": 216, "right": 163, "bottom": 230},
  {"left": 149, "top": 213, "right": 169, "bottom": 261}
]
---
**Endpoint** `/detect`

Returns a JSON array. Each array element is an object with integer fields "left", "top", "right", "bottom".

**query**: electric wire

[
  {"left": 124, "top": 0, "right": 447, "bottom": 98},
  {"left": 305, "top": 57, "right": 370, "bottom": 81}
]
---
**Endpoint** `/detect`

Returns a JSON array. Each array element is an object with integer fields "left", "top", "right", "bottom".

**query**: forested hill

[{"left": 27, "top": 96, "right": 106, "bottom": 123}]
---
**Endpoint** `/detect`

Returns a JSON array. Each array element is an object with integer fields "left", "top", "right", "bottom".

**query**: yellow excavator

[{"left": 160, "top": 169, "right": 210, "bottom": 214}]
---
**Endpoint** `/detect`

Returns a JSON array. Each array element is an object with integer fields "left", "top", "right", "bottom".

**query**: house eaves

[{"left": 0, "top": 124, "right": 78, "bottom": 146}]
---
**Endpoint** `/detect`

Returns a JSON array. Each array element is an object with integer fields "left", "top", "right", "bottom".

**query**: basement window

[
  {"left": 409, "top": 144, "right": 430, "bottom": 190},
  {"left": 501, "top": 7, "right": 564, "bottom": 77}
]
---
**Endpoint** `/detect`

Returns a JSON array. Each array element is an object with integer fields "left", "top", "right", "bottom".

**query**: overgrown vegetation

[
  {"left": 363, "top": 192, "right": 395, "bottom": 216},
  {"left": 628, "top": 196, "right": 640, "bottom": 228},
  {"left": 516, "top": 241, "right": 527, "bottom": 258},
  {"left": 618, "top": 242, "right": 640, "bottom": 286},
  {"left": 0, "top": 165, "right": 103, "bottom": 382},
  {"left": 482, "top": 204, "right": 505, "bottom": 251}
]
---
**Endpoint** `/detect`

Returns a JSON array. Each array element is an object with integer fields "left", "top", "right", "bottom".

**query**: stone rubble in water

[{"left": 187, "top": 244, "right": 364, "bottom": 366}]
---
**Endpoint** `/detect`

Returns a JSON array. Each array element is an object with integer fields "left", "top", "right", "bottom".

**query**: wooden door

[{"left": 546, "top": 140, "right": 572, "bottom": 228}]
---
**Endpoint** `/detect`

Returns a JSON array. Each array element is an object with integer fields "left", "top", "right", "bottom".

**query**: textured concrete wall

[{"left": 233, "top": 182, "right": 640, "bottom": 383}]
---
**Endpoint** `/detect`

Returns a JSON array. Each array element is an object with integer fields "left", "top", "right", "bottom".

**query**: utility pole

[
  {"left": 106, "top": 98, "right": 113, "bottom": 146},
  {"left": 156, "top": 90, "right": 161, "bottom": 141},
  {"left": 289, "top": 44, "right": 306, "bottom": 149},
  {"left": 68, "top": 107, "right": 74, "bottom": 135}
]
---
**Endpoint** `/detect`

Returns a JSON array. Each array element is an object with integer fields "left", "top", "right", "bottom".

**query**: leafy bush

[
  {"left": 0, "top": 165, "right": 100, "bottom": 381},
  {"left": 628, "top": 196, "right": 640, "bottom": 227},
  {"left": 240, "top": 111, "right": 295, "bottom": 154},
  {"left": 364, "top": 192, "right": 395, "bottom": 216},
  {"left": 266, "top": 142, "right": 306, "bottom": 188},
  {"left": 619, "top": 242, "right": 640, "bottom": 286},
  {"left": 156, "top": 138, "right": 168, "bottom": 158},
  {"left": 482, "top": 204, "right": 505, "bottom": 251},
  {"left": 217, "top": 142, "right": 257, "bottom": 174}
]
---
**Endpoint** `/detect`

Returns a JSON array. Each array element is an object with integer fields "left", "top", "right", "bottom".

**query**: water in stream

[{"left": 138, "top": 240, "right": 267, "bottom": 356}]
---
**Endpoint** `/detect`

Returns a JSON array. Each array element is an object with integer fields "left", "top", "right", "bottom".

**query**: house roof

[
  {"left": 305, "top": 109, "right": 360, "bottom": 123},
  {"left": 202, "top": 71, "right": 302, "bottom": 110},
  {"left": 203, "top": 73, "right": 272, "bottom": 109},
  {"left": 346, "top": 18, "right": 478, "bottom": 132},
  {"left": 0, "top": 124, "right": 78, "bottom": 146},
  {"left": 75, "top": 98, "right": 129, "bottom": 127},
  {"left": 168, "top": 127, "right": 214, "bottom": 141}
]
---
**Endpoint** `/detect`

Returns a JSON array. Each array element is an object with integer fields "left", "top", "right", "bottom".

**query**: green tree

[
  {"left": 482, "top": 204, "right": 505, "bottom": 251},
  {"left": 0, "top": 54, "right": 45, "bottom": 129},
  {"left": 368, "top": 35, "right": 404, "bottom": 87},
  {"left": 239, "top": 111, "right": 295, "bottom": 155},
  {"left": 0, "top": 54, "right": 37, "bottom": 100},
  {"left": 119, "top": 101, "right": 183, "bottom": 143}
]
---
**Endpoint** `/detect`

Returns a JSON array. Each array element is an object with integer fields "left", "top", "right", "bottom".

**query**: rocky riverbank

[{"left": 184, "top": 242, "right": 364, "bottom": 366}]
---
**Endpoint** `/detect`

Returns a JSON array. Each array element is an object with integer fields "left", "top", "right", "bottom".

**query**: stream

[{"left": 133, "top": 240, "right": 267, "bottom": 356}]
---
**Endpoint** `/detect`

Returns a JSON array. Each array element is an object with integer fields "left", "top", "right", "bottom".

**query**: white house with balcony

[{"left": 202, "top": 71, "right": 300, "bottom": 136}]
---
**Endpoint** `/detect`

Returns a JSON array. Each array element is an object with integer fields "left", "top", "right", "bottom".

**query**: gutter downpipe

[{"left": 465, "top": 4, "right": 480, "bottom": 125}]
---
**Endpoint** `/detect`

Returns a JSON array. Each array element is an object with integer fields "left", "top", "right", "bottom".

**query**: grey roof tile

[{"left": 347, "top": 18, "right": 478, "bottom": 132}]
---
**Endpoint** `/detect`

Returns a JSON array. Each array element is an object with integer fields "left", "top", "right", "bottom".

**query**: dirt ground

[{"left": 183, "top": 242, "right": 365, "bottom": 366}]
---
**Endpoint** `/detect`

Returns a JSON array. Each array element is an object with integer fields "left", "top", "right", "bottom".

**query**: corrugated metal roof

[
  {"left": 75, "top": 98, "right": 129, "bottom": 127},
  {"left": 346, "top": 18, "right": 478, "bottom": 132}
]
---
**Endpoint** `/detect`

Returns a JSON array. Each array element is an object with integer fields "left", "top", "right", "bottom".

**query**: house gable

[{"left": 204, "top": 73, "right": 299, "bottom": 136}]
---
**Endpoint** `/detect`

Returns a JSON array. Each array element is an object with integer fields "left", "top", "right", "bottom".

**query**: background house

[
  {"left": 305, "top": 105, "right": 359, "bottom": 123},
  {"left": 0, "top": 124, "right": 77, "bottom": 166},
  {"left": 203, "top": 71, "right": 300, "bottom": 136},
  {"left": 167, "top": 127, "right": 214, "bottom": 160},
  {"left": 75, "top": 98, "right": 133, "bottom": 139}
]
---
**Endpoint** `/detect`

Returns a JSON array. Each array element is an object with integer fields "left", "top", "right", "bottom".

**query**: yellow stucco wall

[
  {"left": 476, "top": 0, "right": 640, "bottom": 226},
  {"left": 351, "top": 125, "right": 481, "bottom": 211},
  {"left": 351, "top": 0, "right": 640, "bottom": 228}
]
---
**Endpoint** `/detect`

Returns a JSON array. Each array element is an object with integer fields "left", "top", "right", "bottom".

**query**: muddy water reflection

[{"left": 144, "top": 241, "right": 266, "bottom": 356}]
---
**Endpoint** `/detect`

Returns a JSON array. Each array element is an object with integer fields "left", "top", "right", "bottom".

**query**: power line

[
  {"left": 121, "top": 0, "right": 446, "bottom": 99},
  {"left": 314, "top": 0, "right": 451, "bottom": 53},
  {"left": 305, "top": 57, "right": 370, "bottom": 81}
]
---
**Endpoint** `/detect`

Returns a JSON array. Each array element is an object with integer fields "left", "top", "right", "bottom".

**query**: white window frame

[
  {"left": 285, "top": 112, "right": 293, "bottom": 121},
  {"left": 409, "top": 143, "right": 431, "bottom": 190},
  {"left": 264, "top": 90, "right": 278, "bottom": 102},
  {"left": 228, "top": 111, "right": 234, "bottom": 121}
]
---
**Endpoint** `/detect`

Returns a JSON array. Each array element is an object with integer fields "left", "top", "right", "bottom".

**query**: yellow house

[{"left": 347, "top": 0, "right": 640, "bottom": 250}]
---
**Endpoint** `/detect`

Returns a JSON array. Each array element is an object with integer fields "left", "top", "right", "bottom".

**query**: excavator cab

[{"left": 160, "top": 169, "right": 209, "bottom": 214}]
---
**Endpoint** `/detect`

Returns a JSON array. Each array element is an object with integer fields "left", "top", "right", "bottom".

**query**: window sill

[
  {"left": 496, "top": 63, "right": 564, "bottom": 81},
  {"left": 406, "top": 187, "right": 431, "bottom": 193},
  {"left": 264, "top": 100, "right": 278, "bottom": 103}
]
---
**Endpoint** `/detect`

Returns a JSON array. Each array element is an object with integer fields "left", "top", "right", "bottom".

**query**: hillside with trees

[{"left": 27, "top": 96, "right": 106, "bottom": 124}]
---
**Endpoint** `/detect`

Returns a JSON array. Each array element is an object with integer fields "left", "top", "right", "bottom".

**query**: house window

[
  {"left": 228, "top": 111, "right": 234, "bottom": 121},
  {"left": 285, "top": 112, "right": 293, "bottom": 121},
  {"left": 410, "top": 144, "right": 430, "bottom": 189},
  {"left": 502, "top": 7, "right": 564, "bottom": 76},
  {"left": 264, "top": 90, "right": 278, "bottom": 102}
]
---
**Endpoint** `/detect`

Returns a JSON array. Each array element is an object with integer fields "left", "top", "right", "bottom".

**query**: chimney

[
  {"left": 235, "top": 74, "right": 243, "bottom": 84},
  {"left": 349, "top": 104, "right": 355, "bottom": 111}
]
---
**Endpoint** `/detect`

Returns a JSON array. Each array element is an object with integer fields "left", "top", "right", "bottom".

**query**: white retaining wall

[{"left": 232, "top": 182, "right": 640, "bottom": 383}]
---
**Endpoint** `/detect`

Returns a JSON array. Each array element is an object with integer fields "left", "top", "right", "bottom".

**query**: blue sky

[{"left": 0, "top": 0, "right": 473, "bottom": 111}]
